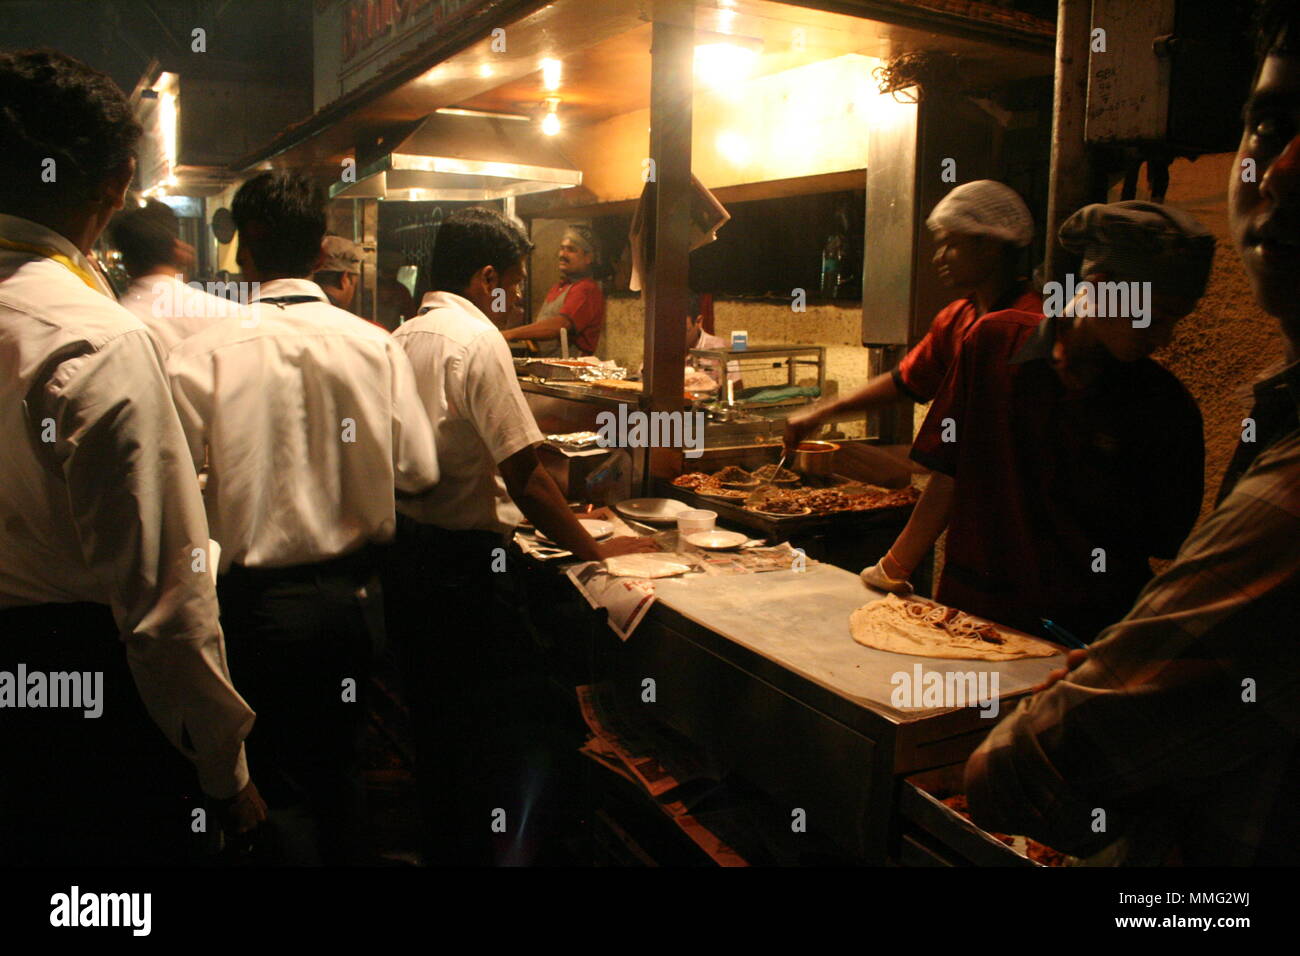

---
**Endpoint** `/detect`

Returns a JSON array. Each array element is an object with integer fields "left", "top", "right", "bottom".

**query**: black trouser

[
  {"left": 0, "top": 602, "right": 203, "bottom": 866},
  {"left": 217, "top": 548, "right": 381, "bottom": 866},
  {"left": 382, "top": 516, "right": 517, "bottom": 866}
]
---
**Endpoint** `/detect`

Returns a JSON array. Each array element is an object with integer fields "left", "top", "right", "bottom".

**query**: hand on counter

[
  {"left": 860, "top": 557, "right": 913, "bottom": 594},
  {"left": 1032, "top": 648, "right": 1088, "bottom": 693}
]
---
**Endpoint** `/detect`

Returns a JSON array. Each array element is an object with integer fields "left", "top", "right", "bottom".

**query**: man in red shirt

[
  {"left": 503, "top": 224, "right": 605, "bottom": 356},
  {"left": 873, "top": 201, "right": 1213, "bottom": 642},
  {"left": 785, "top": 180, "right": 1039, "bottom": 448}
]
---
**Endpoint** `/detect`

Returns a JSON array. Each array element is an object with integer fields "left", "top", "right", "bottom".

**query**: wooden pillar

[
  {"left": 644, "top": 15, "right": 694, "bottom": 479},
  {"left": 1044, "top": 0, "right": 1093, "bottom": 285}
]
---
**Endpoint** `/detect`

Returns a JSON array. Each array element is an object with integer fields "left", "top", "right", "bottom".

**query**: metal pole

[{"left": 1044, "top": 0, "right": 1093, "bottom": 286}]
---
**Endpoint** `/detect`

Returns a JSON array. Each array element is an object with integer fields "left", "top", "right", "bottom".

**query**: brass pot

[{"left": 791, "top": 440, "right": 840, "bottom": 475}]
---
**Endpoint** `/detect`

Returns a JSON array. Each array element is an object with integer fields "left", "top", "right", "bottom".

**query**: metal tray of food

[
  {"left": 521, "top": 359, "right": 608, "bottom": 381},
  {"left": 899, "top": 766, "right": 1069, "bottom": 867},
  {"left": 663, "top": 468, "right": 919, "bottom": 539}
]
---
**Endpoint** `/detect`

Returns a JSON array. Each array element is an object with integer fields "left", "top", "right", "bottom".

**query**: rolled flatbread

[{"left": 850, "top": 594, "right": 1058, "bottom": 661}]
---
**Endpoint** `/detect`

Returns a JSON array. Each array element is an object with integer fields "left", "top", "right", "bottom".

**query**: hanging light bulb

[{"left": 542, "top": 98, "right": 561, "bottom": 136}]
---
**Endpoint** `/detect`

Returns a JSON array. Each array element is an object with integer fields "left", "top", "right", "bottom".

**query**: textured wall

[{"left": 1125, "top": 152, "right": 1285, "bottom": 521}]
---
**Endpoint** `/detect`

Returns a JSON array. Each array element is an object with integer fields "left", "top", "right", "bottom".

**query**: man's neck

[
  {"left": 559, "top": 270, "right": 590, "bottom": 284},
  {"left": 970, "top": 275, "right": 1016, "bottom": 317},
  {"left": 136, "top": 265, "right": 182, "bottom": 283},
  {"left": 4, "top": 206, "right": 102, "bottom": 256},
  {"left": 1053, "top": 319, "right": 1108, "bottom": 389}
]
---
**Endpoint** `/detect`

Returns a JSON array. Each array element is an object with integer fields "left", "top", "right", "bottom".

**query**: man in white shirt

[
  {"left": 168, "top": 170, "right": 439, "bottom": 864},
  {"left": 684, "top": 292, "right": 742, "bottom": 392},
  {"left": 0, "top": 49, "right": 263, "bottom": 865},
  {"left": 112, "top": 198, "right": 246, "bottom": 352},
  {"left": 388, "top": 206, "right": 653, "bottom": 864}
]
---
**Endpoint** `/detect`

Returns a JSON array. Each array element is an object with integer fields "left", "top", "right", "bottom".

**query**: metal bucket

[{"left": 792, "top": 440, "right": 839, "bottom": 475}]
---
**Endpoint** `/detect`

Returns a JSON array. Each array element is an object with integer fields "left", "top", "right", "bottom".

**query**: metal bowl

[{"left": 792, "top": 440, "right": 840, "bottom": 475}]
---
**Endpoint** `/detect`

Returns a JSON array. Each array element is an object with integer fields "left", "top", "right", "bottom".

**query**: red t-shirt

[
  {"left": 910, "top": 312, "right": 1203, "bottom": 642},
  {"left": 894, "top": 287, "right": 1043, "bottom": 403},
  {"left": 545, "top": 277, "right": 605, "bottom": 355}
]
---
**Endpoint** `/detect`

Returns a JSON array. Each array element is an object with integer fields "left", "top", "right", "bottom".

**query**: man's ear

[
  {"left": 468, "top": 264, "right": 496, "bottom": 297},
  {"left": 173, "top": 237, "right": 196, "bottom": 270},
  {"left": 102, "top": 158, "right": 136, "bottom": 211}
]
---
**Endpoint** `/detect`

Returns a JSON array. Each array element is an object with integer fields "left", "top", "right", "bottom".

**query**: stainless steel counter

[{"left": 652, "top": 564, "right": 1062, "bottom": 720}]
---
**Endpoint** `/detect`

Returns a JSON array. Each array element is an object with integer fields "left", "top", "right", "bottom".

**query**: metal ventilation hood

[{"left": 329, "top": 110, "right": 582, "bottom": 201}]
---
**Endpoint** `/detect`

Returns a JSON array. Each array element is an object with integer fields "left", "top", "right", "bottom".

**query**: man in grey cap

[
  {"left": 313, "top": 235, "right": 363, "bottom": 313},
  {"left": 877, "top": 200, "right": 1212, "bottom": 644},
  {"left": 966, "top": 8, "right": 1300, "bottom": 865}
]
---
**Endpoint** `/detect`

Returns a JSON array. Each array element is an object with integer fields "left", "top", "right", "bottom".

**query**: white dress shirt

[
  {"left": 394, "top": 291, "right": 544, "bottom": 533},
  {"left": 167, "top": 278, "right": 439, "bottom": 570},
  {"left": 0, "top": 213, "right": 254, "bottom": 798},
  {"left": 120, "top": 272, "right": 247, "bottom": 353}
]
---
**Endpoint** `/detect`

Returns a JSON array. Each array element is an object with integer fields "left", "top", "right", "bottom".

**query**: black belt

[{"left": 222, "top": 545, "right": 379, "bottom": 586}]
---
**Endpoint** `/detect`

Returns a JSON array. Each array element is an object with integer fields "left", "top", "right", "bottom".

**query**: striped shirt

[{"left": 965, "top": 359, "right": 1300, "bottom": 865}]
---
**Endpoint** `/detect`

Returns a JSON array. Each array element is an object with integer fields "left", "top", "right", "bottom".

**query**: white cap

[{"left": 926, "top": 180, "right": 1034, "bottom": 248}]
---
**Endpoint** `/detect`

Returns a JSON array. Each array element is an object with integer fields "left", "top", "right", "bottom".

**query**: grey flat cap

[{"left": 1059, "top": 200, "right": 1215, "bottom": 300}]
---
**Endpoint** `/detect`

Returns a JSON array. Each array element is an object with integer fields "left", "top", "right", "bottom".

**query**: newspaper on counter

[
  {"left": 683, "top": 540, "right": 815, "bottom": 576},
  {"left": 566, "top": 561, "right": 659, "bottom": 640}
]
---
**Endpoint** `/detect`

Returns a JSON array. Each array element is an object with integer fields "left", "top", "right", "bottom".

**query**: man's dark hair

[
  {"left": 686, "top": 290, "right": 701, "bottom": 319},
  {"left": 0, "top": 49, "right": 141, "bottom": 211},
  {"left": 430, "top": 207, "right": 532, "bottom": 292},
  {"left": 110, "top": 199, "right": 179, "bottom": 277},
  {"left": 231, "top": 171, "right": 327, "bottom": 277},
  {"left": 313, "top": 270, "right": 345, "bottom": 290},
  {"left": 1255, "top": 0, "right": 1300, "bottom": 67}
]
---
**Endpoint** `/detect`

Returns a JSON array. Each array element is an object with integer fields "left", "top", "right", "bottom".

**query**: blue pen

[{"left": 1041, "top": 618, "right": 1088, "bottom": 650}]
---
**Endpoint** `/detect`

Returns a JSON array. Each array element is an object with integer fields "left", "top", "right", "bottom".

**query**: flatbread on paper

[
  {"left": 850, "top": 594, "right": 1058, "bottom": 661},
  {"left": 604, "top": 553, "right": 695, "bottom": 579}
]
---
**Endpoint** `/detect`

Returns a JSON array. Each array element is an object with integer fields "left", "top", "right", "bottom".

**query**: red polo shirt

[
  {"left": 893, "top": 286, "right": 1043, "bottom": 403},
  {"left": 545, "top": 276, "right": 605, "bottom": 355},
  {"left": 910, "top": 312, "right": 1204, "bottom": 641}
]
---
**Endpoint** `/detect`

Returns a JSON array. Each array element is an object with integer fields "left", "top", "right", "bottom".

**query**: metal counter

[{"left": 586, "top": 560, "right": 1064, "bottom": 862}]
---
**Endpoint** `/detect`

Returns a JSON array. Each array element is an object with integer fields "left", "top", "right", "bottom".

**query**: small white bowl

[{"left": 676, "top": 509, "right": 717, "bottom": 535}]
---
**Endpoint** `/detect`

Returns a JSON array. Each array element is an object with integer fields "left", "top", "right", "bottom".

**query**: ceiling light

[
  {"left": 541, "top": 98, "right": 561, "bottom": 136},
  {"left": 541, "top": 57, "right": 562, "bottom": 92}
]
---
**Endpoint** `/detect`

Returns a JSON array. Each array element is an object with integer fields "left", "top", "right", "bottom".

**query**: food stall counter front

[{"left": 534, "top": 536, "right": 1066, "bottom": 863}]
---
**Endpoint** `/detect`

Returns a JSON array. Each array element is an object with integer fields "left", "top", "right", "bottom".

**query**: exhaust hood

[{"left": 329, "top": 110, "right": 582, "bottom": 201}]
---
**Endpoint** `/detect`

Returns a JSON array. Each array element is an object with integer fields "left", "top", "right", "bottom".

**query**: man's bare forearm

[
  {"left": 800, "top": 372, "right": 901, "bottom": 425},
  {"left": 889, "top": 472, "right": 954, "bottom": 574},
  {"left": 501, "top": 450, "right": 602, "bottom": 560},
  {"left": 503, "top": 315, "right": 567, "bottom": 342}
]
